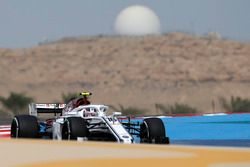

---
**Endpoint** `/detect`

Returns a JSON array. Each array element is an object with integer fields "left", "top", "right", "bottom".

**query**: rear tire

[
  {"left": 62, "top": 117, "right": 88, "bottom": 140},
  {"left": 140, "top": 118, "right": 169, "bottom": 144},
  {"left": 11, "top": 115, "right": 39, "bottom": 138}
]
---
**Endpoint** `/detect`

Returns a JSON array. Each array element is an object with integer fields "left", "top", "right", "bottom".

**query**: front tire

[
  {"left": 140, "top": 118, "right": 169, "bottom": 144},
  {"left": 11, "top": 115, "right": 39, "bottom": 138},
  {"left": 62, "top": 117, "right": 88, "bottom": 140}
]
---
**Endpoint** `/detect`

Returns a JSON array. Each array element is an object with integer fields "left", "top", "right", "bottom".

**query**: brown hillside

[{"left": 0, "top": 33, "right": 250, "bottom": 114}]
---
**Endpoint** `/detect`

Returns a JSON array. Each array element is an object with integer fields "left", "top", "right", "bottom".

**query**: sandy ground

[{"left": 0, "top": 139, "right": 250, "bottom": 167}]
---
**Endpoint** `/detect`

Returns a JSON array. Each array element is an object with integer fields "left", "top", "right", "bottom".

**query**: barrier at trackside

[
  {"left": 0, "top": 125, "right": 11, "bottom": 138},
  {"left": 118, "top": 111, "right": 250, "bottom": 120}
]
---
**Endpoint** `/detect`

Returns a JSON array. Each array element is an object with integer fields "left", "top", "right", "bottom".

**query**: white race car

[{"left": 11, "top": 100, "right": 169, "bottom": 144}]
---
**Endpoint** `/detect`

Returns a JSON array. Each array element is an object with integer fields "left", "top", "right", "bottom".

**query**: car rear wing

[{"left": 29, "top": 103, "right": 66, "bottom": 116}]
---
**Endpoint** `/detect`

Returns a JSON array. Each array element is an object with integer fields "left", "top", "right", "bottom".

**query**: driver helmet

[
  {"left": 78, "top": 91, "right": 92, "bottom": 105},
  {"left": 80, "top": 91, "right": 92, "bottom": 97}
]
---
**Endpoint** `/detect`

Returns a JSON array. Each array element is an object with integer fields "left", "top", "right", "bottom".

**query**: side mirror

[{"left": 112, "top": 112, "right": 122, "bottom": 117}]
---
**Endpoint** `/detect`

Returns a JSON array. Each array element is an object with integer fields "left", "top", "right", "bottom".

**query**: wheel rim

[
  {"left": 67, "top": 120, "right": 71, "bottom": 140},
  {"left": 11, "top": 118, "right": 19, "bottom": 138},
  {"left": 62, "top": 120, "right": 71, "bottom": 140},
  {"left": 140, "top": 121, "right": 150, "bottom": 140}
]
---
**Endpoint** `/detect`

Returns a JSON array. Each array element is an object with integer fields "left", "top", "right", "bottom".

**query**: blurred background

[{"left": 0, "top": 0, "right": 250, "bottom": 121}]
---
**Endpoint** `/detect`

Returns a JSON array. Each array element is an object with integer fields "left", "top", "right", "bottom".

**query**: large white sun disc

[{"left": 114, "top": 5, "right": 161, "bottom": 35}]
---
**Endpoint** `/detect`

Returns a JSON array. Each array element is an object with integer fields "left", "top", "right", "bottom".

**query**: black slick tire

[
  {"left": 11, "top": 115, "right": 39, "bottom": 138},
  {"left": 140, "top": 118, "right": 169, "bottom": 144},
  {"left": 62, "top": 117, "right": 88, "bottom": 140}
]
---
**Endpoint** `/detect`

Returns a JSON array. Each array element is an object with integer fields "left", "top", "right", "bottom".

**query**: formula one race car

[{"left": 10, "top": 93, "right": 169, "bottom": 144}]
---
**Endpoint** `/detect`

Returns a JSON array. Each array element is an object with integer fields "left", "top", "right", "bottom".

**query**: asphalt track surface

[{"left": 0, "top": 139, "right": 250, "bottom": 167}]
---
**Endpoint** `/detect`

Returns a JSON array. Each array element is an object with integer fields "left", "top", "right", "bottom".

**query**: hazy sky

[{"left": 0, "top": 0, "right": 249, "bottom": 48}]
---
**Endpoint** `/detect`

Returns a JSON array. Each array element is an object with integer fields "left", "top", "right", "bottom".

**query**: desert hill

[{"left": 0, "top": 33, "right": 250, "bottom": 114}]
